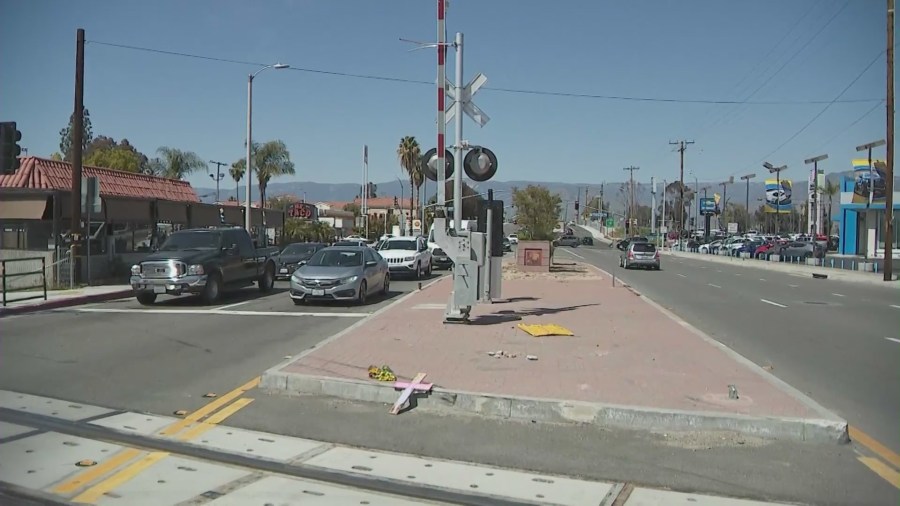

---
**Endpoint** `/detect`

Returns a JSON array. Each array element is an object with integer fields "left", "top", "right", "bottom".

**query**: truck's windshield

[{"left": 159, "top": 232, "right": 221, "bottom": 251}]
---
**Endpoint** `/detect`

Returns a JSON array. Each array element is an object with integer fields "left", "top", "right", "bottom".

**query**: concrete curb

[
  {"left": 260, "top": 372, "right": 848, "bottom": 444},
  {"left": 0, "top": 289, "right": 133, "bottom": 317}
]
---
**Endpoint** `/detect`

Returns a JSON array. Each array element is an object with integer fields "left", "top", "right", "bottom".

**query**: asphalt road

[
  {"left": 555, "top": 242, "right": 900, "bottom": 455},
  {"left": 0, "top": 273, "right": 446, "bottom": 418}
]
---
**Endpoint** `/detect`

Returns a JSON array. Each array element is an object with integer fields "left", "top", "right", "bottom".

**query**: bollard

[
  {"left": 612, "top": 273, "right": 616, "bottom": 287},
  {"left": 417, "top": 281, "right": 422, "bottom": 291}
]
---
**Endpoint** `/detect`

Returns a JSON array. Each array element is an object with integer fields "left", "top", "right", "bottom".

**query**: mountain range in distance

[{"left": 197, "top": 171, "right": 896, "bottom": 213}]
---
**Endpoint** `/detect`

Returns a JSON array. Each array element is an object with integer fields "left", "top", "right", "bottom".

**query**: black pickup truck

[{"left": 130, "top": 227, "right": 279, "bottom": 305}]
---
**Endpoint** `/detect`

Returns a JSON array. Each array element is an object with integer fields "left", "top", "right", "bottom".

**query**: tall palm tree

[
  {"left": 229, "top": 161, "right": 245, "bottom": 201},
  {"left": 397, "top": 136, "right": 421, "bottom": 226},
  {"left": 820, "top": 178, "right": 840, "bottom": 235},
  {"left": 254, "top": 140, "right": 295, "bottom": 207},
  {"left": 156, "top": 147, "right": 206, "bottom": 180}
]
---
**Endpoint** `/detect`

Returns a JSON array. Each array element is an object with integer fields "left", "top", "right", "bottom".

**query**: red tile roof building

[{"left": 0, "top": 157, "right": 199, "bottom": 202}]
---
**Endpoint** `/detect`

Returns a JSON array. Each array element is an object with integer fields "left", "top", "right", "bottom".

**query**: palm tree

[
  {"left": 397, "top": 136, "right": 421, "bottom": 225},
  {"left": 820, "top": 178, "right": 840, "bottom": 235},
  {"left": 156, "top": 147, "right": 206, "bottom": 180},
  {"left": 254, "top": 140, "right": 294, "bottom": 206},
  {"left": 229, "top": 161, "right": 245, "bottom": 201}
]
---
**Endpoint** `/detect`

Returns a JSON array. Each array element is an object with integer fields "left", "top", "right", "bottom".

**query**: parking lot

[{"left": 0, "top": 273, "right": 447, "bottom": 419}]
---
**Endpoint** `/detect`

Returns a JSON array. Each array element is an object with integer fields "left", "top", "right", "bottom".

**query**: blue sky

[{"left": 0, "top": 0, "right": 890, "bottom": 191}]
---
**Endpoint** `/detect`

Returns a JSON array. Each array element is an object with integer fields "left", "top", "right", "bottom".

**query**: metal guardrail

[{"left": 1, "top": 257, "right": 48, "bottom": 307}]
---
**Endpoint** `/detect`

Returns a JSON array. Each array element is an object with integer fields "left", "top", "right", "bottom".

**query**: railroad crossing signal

[
  {"left": 421, "top": 148, "right": 455, "bottom": 181},
  {"left": 445, "top": 73, "right": 490, "bottom": 127}
]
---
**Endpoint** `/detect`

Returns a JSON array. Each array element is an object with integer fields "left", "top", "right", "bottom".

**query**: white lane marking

[
  {"left": 759, "top": 278, "right": 766, "bottom": 281},
  {"left": 832, "top": 293, "right": 845, "bottom": 297},
  {"left": 734, "top": 273, "right": 741, "bottom": 276},
  {"left": 890, "top": 305, "right": 900, "bottom": 309},
  {"left": 716, "top": 270, "right": 723, "bottom": 273},
  {"left": 789, "top": 284, "right": 799, "bottom": 288},
  {"left": 886, "top": 337, "right": 900, "bottom": 345},
  {"left": 708, "top": 283, "right": 722, "bottom": 288},
  {"left": 760, "top": 298, "right": 787, "bottom": 308},
  {"left": 560, "top": 248, "right": 585, "bottom": 259},
  {"left": 212, "top": 300, "right": 256, "bottom": 311},
  {"left": 66, "top": 308, "right": 371, "bottom": 318},
  {"left": 676, "top": 273, "right": 687, "bottom": 278}
]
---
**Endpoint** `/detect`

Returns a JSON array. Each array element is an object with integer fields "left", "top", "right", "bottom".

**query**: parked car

[
  {"left": 502, "top": 237, "right": 513, "bottom": 252},
  {"left": 289, "top": 246, "right": 389, "bottom": 305},
  {"left": 431, "top": 247, "right": 454, "bottom": 270},
  {"left": 377, "top": 236, "right": 433, "bottom": 279},
  {"left": 130, "top": 227, "right": 279, "bottom": 305},
  {"left": 333, "top": 240, "right": 368, "bottom": 247},
  {"left": 620, "top": 241, "right": 660, "bottom": 270},
  {"left": 507, "top": 234, "right": 519, "bottom": 245},
  {"left": 276, "top": 242, "right": 326, "bottom": 280}
]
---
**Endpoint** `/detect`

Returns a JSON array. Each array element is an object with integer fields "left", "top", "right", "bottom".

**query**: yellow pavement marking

[
  {"left": 517, "top": 323, "right": 574, "bottom": 337},
  {"left": 177, "top": 398, "right": 255, "bottom": 441},
  {"left": 159, "top": 376, "right": 259, "bottom": 436},
  {"left": 858, "top": 457, "right": 900, "bottom": 489},
  {"left": 850, "top": 426, "right": 900, "bottom": 469},
  {"left": 53, "top": 448, "right": 142, "bottom": 494},
  {"left": 72, "top": 452, "right": 168, "bottom": 503}
]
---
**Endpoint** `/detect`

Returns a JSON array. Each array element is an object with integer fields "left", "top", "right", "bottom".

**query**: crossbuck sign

[{"left": 445, "top": 73, "right": 490, "bottom": 127}]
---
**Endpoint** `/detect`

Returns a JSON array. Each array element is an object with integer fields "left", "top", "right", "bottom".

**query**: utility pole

[
  {"left": 599, "top": 183, "right": 605, "bottom": 233},
  {"left": 650, "top": 176, "right": 657, "bottom": 241},
  {"left": 886, "top": 0, "right": 895, "bottom": 281},
  {"left": 804, "top": 154, "right": 828, "bottom": 243},
  {"left": 71, "top": 28, "right": 85, "bottom": 285},
  {"left": 719, "top": 177, "right": 732, "bottom": 231},
  {"left": 669, "top": 140, "right": 694, "bottom": 247},
  {"left": 209, "top": 160, "right": 227, "bottom": 202},
  {"left": 740, "top": 173, "right": 756, "bottom": 233},
  {"left": 623, "top": 166, "right": 639, "bottom": 234}
]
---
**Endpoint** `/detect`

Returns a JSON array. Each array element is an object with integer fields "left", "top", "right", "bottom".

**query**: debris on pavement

[
  {"left": 173, "top": 410, "right": 187, "bottom": 416},
  {"left": 203, "top": 392, "right": 217, "bottom": 398},
  {"left": 487, "top": 350, "right": 517, "bottom": 358},
  {"left": 526, "top": 355, "right": 539, "bottom": 361},
  {"left": 517, "top": 323, "right": 575, "bottom": 337},
  {"left": 368, "top": 364, "right": 397, "bottom": 382}
]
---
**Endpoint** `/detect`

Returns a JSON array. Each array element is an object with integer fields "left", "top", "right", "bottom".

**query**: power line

[
  {"left": 86, "top": 39, "right": 881, "bottom": 106},
  {"left": 816, "top": 99, "right": 885, "bottom": 150}
]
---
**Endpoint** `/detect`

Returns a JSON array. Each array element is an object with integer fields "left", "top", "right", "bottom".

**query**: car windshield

[
  {"left": 433, "top": 248, "right": 446, "bottom": 256},
  {"left": 282, "top": 243, "right": 318, "bottom": 255},
  {"left": 632, "top": 243, "right": 656, "bottom": 253},
  {"left": 380, "top": 240, "right": 417, "bottom": 251},
  {"left": 334, "top": 241, "right": 362, "bottom": 247},
  {"left": 306, "top": 249, "right": 363, "bottom": 267},
  {"left": 159, "top": 232, "right": 221, "bottom": 251}
]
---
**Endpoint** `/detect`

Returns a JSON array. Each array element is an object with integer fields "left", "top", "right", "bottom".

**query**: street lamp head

[
  {"left": 273, "top": 63, "right": 290, "bottom": 69},
  {"left": 804, "top": 154, "right": 828, "bottom": 164},
  {"left": 763, "top": 162, "right": 774, "bottom": 170},
  {"left": 855, "top": 139, "right": 886, "bottom": 152},
  {"left": 740, "top": 173, "right": 756, "bottom": 180}
]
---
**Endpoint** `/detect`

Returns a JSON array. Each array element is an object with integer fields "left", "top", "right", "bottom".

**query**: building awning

[{"left": 0, "top": 196, "right": 49, "bottom": 220}]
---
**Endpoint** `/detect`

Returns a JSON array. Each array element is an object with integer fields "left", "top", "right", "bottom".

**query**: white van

[{"left": 427, "top": 219, "right": 477, "bottom": 251}]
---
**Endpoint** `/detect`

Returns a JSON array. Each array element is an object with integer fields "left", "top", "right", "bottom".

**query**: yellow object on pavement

[
  {"left": 368, "top": 364, "right": 397, "bottom": 382},
  {"left": 517, "top": 323, "right": 575, "bottom": 337}
]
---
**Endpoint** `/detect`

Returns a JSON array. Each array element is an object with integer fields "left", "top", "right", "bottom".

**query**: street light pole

[
  {"left": 245, "top": 63, "right": 289, "bottom": 232},
  {"left": 804, "top": 154, "right": 828, "bottom": 241},
  {"left": 740, "top": 173, "right": 756, "bottom": 233},
  {"left": 209, "top": 160, "right": 227, "bottom": 202}
]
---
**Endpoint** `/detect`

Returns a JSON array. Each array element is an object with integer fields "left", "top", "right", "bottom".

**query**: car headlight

[
  {"left": 187, "top": 264, "right": 204, "bottom": 275},
  {"left": 292, "top": 272, "right": 305, "bottom": 282},
  {"left": 403, "top": 256, "right": 415, "bottom": 262},
  {"left": 131, "top": 264, "right": 141, "bottom": 275},
  {"left": 340, "top": 275, "right": 359, "bottom": 284}
]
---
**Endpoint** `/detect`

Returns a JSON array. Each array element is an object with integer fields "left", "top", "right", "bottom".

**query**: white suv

[{"left": 377, "top": 236, "right": 433, "bottom": 279}]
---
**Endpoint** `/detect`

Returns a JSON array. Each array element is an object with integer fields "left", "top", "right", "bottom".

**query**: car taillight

[
  {"left": 655, "top": 250, "right": 660, "bottom": 259},
  {"left": 627, "top": 251, "right": 634, "bottom": 258}
]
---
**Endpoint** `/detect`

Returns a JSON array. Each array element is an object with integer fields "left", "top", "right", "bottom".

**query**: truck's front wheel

[
  {"left": 136, "top": 293, "right": 157, "bottom": 306},
  {"left": 202, "top": 272, "right": 222, "bottom": 304},
  {"left": 258, "top": 263, "right": 275, "bottom": 293}
]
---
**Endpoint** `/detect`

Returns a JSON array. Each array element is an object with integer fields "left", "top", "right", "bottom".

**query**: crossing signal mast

[{"left": 0, "top": 121, "right": 23, "bottom": 175}]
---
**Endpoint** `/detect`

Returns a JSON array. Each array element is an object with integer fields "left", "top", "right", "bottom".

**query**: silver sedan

[{"left": 289, "top": 246, "right": 390, "bottom": 305}]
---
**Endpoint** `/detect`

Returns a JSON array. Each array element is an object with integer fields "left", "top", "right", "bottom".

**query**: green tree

[
  {"left": 343, "top": 202, "right": 361, "bottom": 216},
  {"left": 266, "top": 194, "right": 295, "bottom": 211},
  {"left": 512, "top": 185, "right": 561, "bottom": 241},
  {"left": 59, "top": 108, "right": 93, "bottom": 162},
  {"left": 233, "top": 140, "right": 294, "bottom": 206},
  {"left": 156, "top": 147, "right": 206, "bottom": 179},
  {"left": 820, "top": 178, "right": 840, "bottom": 235},
  {"left": 50, "top": 152, "right": 64, "bottom": 161},
  {"left": 229, "top": 160, "right": 245, "bottom": 201},
  {"left": 84, "top": 145, "right": 143, "bottom": 172},
  {"left": 397, "top": 136, "right": 421, "bottom": 222}
]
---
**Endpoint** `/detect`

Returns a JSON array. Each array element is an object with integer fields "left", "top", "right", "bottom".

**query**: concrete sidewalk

[
  {"left": 0, "top": 285, "right": 132, "bottom": 316},
  {"left": 665, "top": 249, "right": 899, "bottom": 285},
  {"left": 262, "top": 263, "right": 847, "bottom": 443}
]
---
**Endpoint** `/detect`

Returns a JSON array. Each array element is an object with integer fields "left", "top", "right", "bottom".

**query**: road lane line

[
  {"left": 886, "top": 337, "right": 900, "bottom": 345},
  {"left": 850, "top": 426, "right": 900, "bottom": 469},
  {"left": 759, "top": 278, "right": 766, "bottom": 281},
  {"left": 789, "top": 284, "right": 799, "bottom": 288},
  {"left": 159, "top": 377, "right": 260, "bottom": 436},
  {"left": 760, "top": 298, "right": 787, "bottom": 308},
  {"left": 212, "top": 300, "right": 256, "bottom": 311},
  {"left": 891, "top": 305, "right": 900, "bottom": 309},
  {"left": 52, "top": 448, "right": 142, "bottom": 494},
  {"left": 858, "top": 457, "right": 900, "bottom": 489},
  {"left": 832, "top": 293, "right": 845, "bottom": 297},
  {"left": 72, "top": 451, "right": 169, "bottom": 503},
  {"left": 676, "top": 274, "right": 687, "bottom": 278},
  {"left": 707, "top": 283, "right": 721, "bottom": 288},
  {"left": 734, "top": 273, "right": 741, "bottom": 276},
  {"left": 69, "top": 308, "right": 370, "bottom": 318},
  {"left": 560, "top": 249, "right": 585, "bottom": 259}
]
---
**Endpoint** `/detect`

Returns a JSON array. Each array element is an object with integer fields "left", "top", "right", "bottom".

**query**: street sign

[
  {"left": 605, "top": 218, "right": 614, "bottom": 227},
  {"left": 421, "top": 148, "right": 455, "bottom": 181},
  {"left": 288, "top": 202, "right": 318, "bottom": 220},
  {"left": 699, "top": 197, "right": 717, "bottom": 215},
  {"left": 445, "top": 73, "right": 490, "bottom": 127},
  {"left": 727, "top": 222, "right": 738, "bottom": 234},
  {"left": 81, "top": 176, "right": 101, "bottom": 214}
]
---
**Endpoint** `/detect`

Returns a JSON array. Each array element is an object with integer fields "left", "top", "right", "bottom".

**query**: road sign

[
  {"left": 445, "top": 73, "right": 490, "bottom": 127},
  {"left": 605, "top": 218, "right": 614, "bottom": 227},
  {"left": 81, "top": 176, "right": 100, "bottom": 214},
  {"left": 727, "top": 222, "right": 738, "bottom": 234}
]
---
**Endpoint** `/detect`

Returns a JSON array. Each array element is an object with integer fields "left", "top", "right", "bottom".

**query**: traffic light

[
  {"left": 218, "top": 207, "right": 226, "bottom": 224},
  {"left": 574, "top": 200, "right": 580, "bottom": 212},
  {"left": 393, "top": 196, "right": 399, "bottom": 208},
  {"left": 0, "top": 121, "right": 22, "bottom": 175}
]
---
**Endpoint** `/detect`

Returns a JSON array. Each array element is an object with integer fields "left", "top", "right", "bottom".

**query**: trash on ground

[
  {"left": 487, "top": 350, "right": 517, "bottom": 358},
  {"left": 517, "top": 323, "right": 575, "bottom": 337},
  {"left": 526, "top": 355, "right": 539, "bottom": 361}
]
